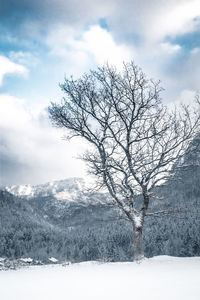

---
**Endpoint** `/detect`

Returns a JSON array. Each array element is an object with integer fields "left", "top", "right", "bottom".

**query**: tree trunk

[
  {"left": 133, "top": 224, "right": 144, "bottom": 261},
  {"left": 132, "top": 185, "right": 149, "bottom": 261}
]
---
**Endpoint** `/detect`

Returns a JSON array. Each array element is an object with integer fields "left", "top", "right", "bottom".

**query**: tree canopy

[{"left": 49, "top": 62, "right": 200, "bottom": 260}]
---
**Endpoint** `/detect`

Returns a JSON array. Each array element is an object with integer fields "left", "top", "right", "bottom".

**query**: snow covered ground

[{"left": 0, "top": 256, "right": 199, "bottom": 300}]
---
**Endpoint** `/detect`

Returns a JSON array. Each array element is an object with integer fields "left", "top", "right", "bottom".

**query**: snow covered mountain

[
  {"left": 4, "top": 178, "right": 103, "bottom": 204},
  {"left": 1, "top": 136, "right": 200, "bottom": 263}
]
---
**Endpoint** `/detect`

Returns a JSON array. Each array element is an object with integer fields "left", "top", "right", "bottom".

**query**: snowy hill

[{"left": 0, "top": 256, "right": 200, "bottom": 300}]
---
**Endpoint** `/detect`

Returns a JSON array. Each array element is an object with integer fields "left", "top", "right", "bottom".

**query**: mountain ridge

[{"left": 3, "top": 177, "right": 107, "bottom": 205}]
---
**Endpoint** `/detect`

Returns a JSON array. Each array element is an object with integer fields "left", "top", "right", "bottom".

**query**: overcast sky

[{"left": 0, "top": 0, "right": 200, "bottom": 186}]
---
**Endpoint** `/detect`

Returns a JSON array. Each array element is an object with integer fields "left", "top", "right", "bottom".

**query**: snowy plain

[{"left": 0, "top": 256, "right": 200, "bottom": 300}]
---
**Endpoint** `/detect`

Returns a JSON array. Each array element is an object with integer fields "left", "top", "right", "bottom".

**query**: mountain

[
  {"left": 1, "top": 137, "right": 200, "bottom": 264},
  {"left": 5, "top": 178, "right": 98, "bottom": 203},
  {"left": 3, "top": 178, "right": 115, "bottom": 228},
  {"left": 0, "top": 180, "right": 123, "bottom": 264}
]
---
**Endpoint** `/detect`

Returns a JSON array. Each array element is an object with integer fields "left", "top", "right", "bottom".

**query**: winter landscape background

[
  {"left": 0, "top": 135, "right": 200, "bottom": 265},
  {"left": 1, "top": 1, "right": 200, "bottom": 299}
]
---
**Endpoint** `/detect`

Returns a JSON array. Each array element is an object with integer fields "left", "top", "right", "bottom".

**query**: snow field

[{"left": 0, "top": 256, "right": 200, "bottom": 300}]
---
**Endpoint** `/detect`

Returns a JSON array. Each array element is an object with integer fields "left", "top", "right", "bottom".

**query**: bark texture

[{"left": 133, "top": 225, "right": 144, "bottom": 261}]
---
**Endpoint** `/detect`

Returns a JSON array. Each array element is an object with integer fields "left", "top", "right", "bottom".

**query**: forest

[{"left": 0, "top": 135, "right": 200, "bottom": 263}]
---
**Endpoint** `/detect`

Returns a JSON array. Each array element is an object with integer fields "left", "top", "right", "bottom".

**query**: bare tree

[{"left": 49, "top": 62, "right": 200, "bottom": 261}]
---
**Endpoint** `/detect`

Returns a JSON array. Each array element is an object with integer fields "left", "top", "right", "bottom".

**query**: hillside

[{"left": 0, "top": 137, "right": 200, "bottom": 263}]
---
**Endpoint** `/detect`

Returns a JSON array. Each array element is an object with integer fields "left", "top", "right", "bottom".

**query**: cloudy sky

[{"left": 0, "top": 0, "right": 200, "bottom": 186}]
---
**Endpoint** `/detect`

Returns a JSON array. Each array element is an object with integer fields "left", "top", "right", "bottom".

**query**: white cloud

[
  {"left": 167, "top": 47, "right": 200, "bottom": 95},
  {"left": 0, "top": 55, "right": 28, "bottom": 86},
  {"left": 4, "top": 1, "right": 200, "bottom": 47},
  {"left": 46, "top": 25, "right": 134, "bottom": 70},
  {"left": 160, "top": 42, "right": 181, "bottom": 54},
  {"left": 81, "top": 25, "right": 133, "bottom": 67},
  {"left": 167, "top": 89, "right": 197, "bottom": 107},
  {"left": 142, "top": 0, "right": 200, "bottom": 42},
  {"left": 178, "top": 89, "right": 197, "bottom": 105},
  {"left": 191, "top": 48, "right": 200, "bottom": 55},
  {"left": 0, "top": 94, "right": 88, "bottom": 185},
  {"left": 106, "top": 0, "right": 200, "bottom": 44},
  {"left": 9, "top": 51, "right": 39, "bottom": 67}
]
